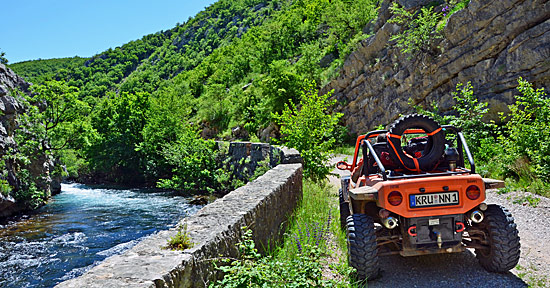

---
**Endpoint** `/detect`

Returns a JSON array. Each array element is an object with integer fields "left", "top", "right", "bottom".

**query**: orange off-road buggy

[{"left": 336, "top": 114, "right": 520, "bottom": 280}]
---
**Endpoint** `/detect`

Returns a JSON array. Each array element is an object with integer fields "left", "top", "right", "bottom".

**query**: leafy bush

[
  {"left": 156, "top": 125, "right": 219, "bottom": 193},
  {"left": 500, "top": 78, "right": 550, "bottom": 183},
  {"left": 13, "top": 169, "right": 48, "bottom": 209},
  {"left": 414, "top": 81, "right": 497, "bottom": 162},
  {"left": 449, "top": 82, "right": 498, "bottom": 162},
  {"left": 274, "top": 81, "right": 343, "bottom": 182},
  {"left": 389, "top": 3, "right": 443, "bottom": 55},
  {"left": 389, "top": 1, "right": 470, "bottom": 56},
  {"left": 211, "top": 229, "right": 327, "bottom": 288},
  {"left": 0, "top": 179, "right": 11, "bottom": 197}
]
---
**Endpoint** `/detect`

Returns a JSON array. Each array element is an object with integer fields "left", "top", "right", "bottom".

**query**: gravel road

[{"left": 328, "top": 155, "right": 550, "bottom": 287}]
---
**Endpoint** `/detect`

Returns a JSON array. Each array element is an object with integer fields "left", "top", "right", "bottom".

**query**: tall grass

[
  {"left": 275, "top": 179, "right": 355, "bottom": 286},
  {"left": 211, "top": 179, "right": 355, "bottom": 287}
]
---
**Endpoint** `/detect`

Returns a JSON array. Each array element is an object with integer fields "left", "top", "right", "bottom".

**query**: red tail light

[
  {"left": 388, "top": 191, "right": 403, "bottom": 206},
  {"left": 466, "top": 185, "right": 481, "bottom": 200}
]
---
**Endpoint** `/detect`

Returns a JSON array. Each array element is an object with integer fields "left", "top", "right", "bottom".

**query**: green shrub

[
  {"left": 449, "top": 82, "right": 498, "bottom": 162},
  {"left": 390, "top": 1, "right": 470, "bottom": 56},
  {"left": 166, "top": 224, "right": 194, "bottom": 251},
  {"left": 13, "top": 169, "right": 48, "bottom": 209},
  {"left": 211, "top": 228, "right": 327, "bottom": 288},
  {"left": 156, "top": 125, "right": 219, "bottom": 193},
  {"left": 274, "top": 80, "right": 343, "bottom": 182},
  {"left": 414, "top": 81, "right": 497, "bottom": 162},
  {"left": 0, "top": 179, "right": 11, "bottom": 197},
  {"left": 500, "top": 78, "right": 550, "bottom": 183},
  {"left": 389, "top": 3, "right": 443, "bottom": 55}
]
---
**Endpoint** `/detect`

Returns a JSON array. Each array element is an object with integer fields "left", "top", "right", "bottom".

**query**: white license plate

[{"left": 410, "top": 192, "right": 459, "bottom": 208}]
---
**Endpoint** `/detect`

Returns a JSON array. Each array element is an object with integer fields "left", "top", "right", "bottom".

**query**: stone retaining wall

[
  {"left": 56, "top": 146, "right": 302, "bottom": 288},
  {"left": 226, "top": 142, "right": 303, "bottom": 181}
]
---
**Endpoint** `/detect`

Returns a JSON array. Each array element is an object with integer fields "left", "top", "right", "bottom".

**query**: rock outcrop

[
  {"left": 0, "top": 63, "right": 62, "bottom": 218},
  {"left": 0, "top": 64, "right": 27, "bottom": 217},
  {"left": 325, "top": 0, "right": 550, "bottom": 135}
]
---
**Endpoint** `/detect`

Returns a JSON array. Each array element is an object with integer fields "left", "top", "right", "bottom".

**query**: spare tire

[{"left": 387, "top": 114, "right": 445, "bottom": 172}]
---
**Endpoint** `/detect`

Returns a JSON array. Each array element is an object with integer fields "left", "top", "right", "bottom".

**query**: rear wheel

[
  {"left": 347, "top": 214, "right": 380, "bottom": 280},
  {"left": 339, "top": 189, "right": 350, "bottom": 229},
  {"left": 475, "top": 204, "right": 520, "bottom": 272}
]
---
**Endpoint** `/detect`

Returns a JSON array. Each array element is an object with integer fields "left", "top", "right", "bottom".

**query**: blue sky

[{"left": 1, "top": 0, "right": 217, "bottom": 63}]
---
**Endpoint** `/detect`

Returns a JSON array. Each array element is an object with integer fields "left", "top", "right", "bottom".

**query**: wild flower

[
  {"left": 291, "top": 209, "right": 333, "bottom": 254},
  {"left": 294, "top": 235, "right": 303, "bottom": 253},
  {"left": 442, "top": 5, "right": 449, "bottom": 16}
]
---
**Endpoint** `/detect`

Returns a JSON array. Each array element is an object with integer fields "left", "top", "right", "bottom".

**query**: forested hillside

[
  {"left": 8, "top": 0, "right": 549, "bottom": 204},
  {"left": 8, "top": 0, "right": 377, "bottom": 190}
]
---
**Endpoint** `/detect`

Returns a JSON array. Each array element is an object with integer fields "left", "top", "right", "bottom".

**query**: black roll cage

[{"left": 359, "top": 125, "right": 476, "bottom": 181}]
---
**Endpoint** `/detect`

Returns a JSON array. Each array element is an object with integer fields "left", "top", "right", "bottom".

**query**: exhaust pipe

[
  {"left": 382, "top": 216, "right": 398, "bottom": 229},
  {"left": 470, "top": 210, "right": 484, "bottom": 223}
]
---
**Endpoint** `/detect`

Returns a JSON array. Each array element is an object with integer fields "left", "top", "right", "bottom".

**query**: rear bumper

[{"left": 399, "top": 214, "right": 465, "bottom": 256}]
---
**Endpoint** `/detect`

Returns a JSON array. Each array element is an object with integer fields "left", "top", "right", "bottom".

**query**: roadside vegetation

[
  {"left": 211, "top": 180, "right": 354, "bottom": 287},
  {"left": 212, "top": 57, "right": 352, "bottom": 287},
  {"left": 414, "top": 78, "right": 550, "bottom": 199}
]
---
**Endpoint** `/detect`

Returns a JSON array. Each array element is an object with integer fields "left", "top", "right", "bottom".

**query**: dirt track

[{"left": 328, "top": 155, "right": 550, "bottom": 287}]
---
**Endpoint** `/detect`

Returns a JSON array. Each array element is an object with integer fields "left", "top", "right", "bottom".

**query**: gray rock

[
  {"left": 270, "top": 145, "right": 302, "bottom": 167},
  {"left": 227, "top": 142, "right": 273, "bottom": 181},
  {"left": 319, "top": 52, "right": 337, "bottom": 68},
  {"left": 323, "top": 0, "right": 550, "bottom": 135},
  {"left": 397, "top": 0, "right": 443, "bottom": 10},
  {"left": 0, "top": 193, "right": 27, "bottom": 218},
  {"left": 0, "top": 95, "right": 22, "bottom": 115},
  {"left": 0, "top": 63, "right": 59, "bottom": 218}
]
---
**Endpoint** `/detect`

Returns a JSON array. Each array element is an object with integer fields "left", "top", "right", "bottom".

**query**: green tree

[
  {"left": 29, "top": 80, "right": 89, "bottom": 151},
  {"left": 87, "top": 92, "right": 149, "bottom": 183},
  {"left": 274, "top": 80, "right": 342, "bottom": 182},
  {"left": 0, "top": 49, "right": 8, "bottom": 65},
  {"left": 139, "top": 90, "right": 193, "bottom": 180},
  {"left": 500, "top": 78, "right": 550, "bottom": 182}
]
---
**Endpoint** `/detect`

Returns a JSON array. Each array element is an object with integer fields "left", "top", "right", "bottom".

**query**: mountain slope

[{"left": 8, "top": 0, "right": 379, "bottom": 185}]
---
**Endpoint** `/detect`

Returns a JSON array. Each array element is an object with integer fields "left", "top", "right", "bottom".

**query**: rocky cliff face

[
  {"left": 324, "top": 0, "right": 550, "bottom": 135},
  {"left": 0, "top": 63, "right": 61, "bottom": 218},
  {"left": 0, "top": 64, "right": 27, "bottom": 217}
]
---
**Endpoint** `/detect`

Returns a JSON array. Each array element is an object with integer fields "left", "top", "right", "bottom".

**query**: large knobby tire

[
  {"left": 475, "top": 204, "right": 521, "bottom": 272},
  {"left": 387, "top": 114, "right": 445, "bottom": 172},
  {"left": 339, "top": 189, "right": 351, "bottom": 229},
  {"left": 347, "top": 214, "right": 380, "bottom": 280}
]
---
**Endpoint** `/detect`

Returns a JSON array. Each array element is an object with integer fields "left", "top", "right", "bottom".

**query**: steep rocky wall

[
  {"left": 0, "top": 64, "right": 28, "bottom": 217},
  {"left": 0, "top": 63, "right": 61, "bottom": 218},
  {"left": 324, "top": 0, "right": 550, "bottom": 135},
  {"left": 56, "top": 153, "right": 302, "bottom": 287}
]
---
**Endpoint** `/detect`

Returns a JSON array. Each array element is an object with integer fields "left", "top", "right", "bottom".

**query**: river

[{"left": 0, "top": 183, "right": 202, "bottom": 288}]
